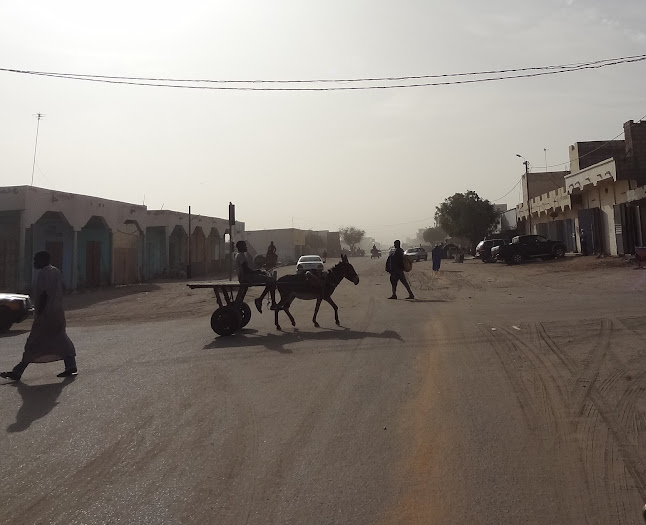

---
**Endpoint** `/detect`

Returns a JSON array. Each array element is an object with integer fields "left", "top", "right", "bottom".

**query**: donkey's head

[{"left": 340, "top": 254, "right": 360, "bottom": 285}]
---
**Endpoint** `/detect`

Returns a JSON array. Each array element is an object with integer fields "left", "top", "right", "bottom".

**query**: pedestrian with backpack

[{"left": 386, "top": 240, "right": 414, "bottom": 300}]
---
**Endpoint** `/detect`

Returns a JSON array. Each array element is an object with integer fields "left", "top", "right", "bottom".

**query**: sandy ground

[
  {"left": 49, "top": 253, "right": 643, "bottom": 326},
  {"left": 2, "top": 254, "right": 646, "bottom": 524}
]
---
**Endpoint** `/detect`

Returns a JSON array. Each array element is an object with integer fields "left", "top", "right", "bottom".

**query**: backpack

[
  {"left": 403, "top": 255, "right": 413, "bottom": 272},
  {"left": 385, "top": 255, "right": 392, "bottom": 273}
]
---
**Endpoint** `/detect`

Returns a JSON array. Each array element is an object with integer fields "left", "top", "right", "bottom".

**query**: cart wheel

[
  {"left": 211, "top": 306, "right": 242, "bottom": 336},
  {"left": 239, "top": 302, "right": 252, "bottom": 327}
]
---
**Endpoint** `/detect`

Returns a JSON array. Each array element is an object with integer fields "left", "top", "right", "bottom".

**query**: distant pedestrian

[
  {"left": 0, "top": 251, "right": 77, "bottom": 381},
  {"left": 386, "top": 240, "right": 414, "bottom": 300},
  {"left": 431, "top": 243, "right": 443, "bottom": 272},
  {"left": 580, "top": 229, "right": 588, "bottom": 256},
  {"left": 322, "top": 250, "right": 327, "bottom": 263},
  {"left": 454, "top": 246, "right": 465, "bottom": 263}
]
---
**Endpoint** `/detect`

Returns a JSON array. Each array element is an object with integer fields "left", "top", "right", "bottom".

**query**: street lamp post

[{"left": 517, "top": 154, "right": 532, "bottom": 234}]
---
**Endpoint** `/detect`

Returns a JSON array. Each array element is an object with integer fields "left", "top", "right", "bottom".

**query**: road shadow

[
  {"left": 0, "top": 329, "right": 30, "bottom": 338},
  {"left": 4, "top": 377, "right": 77, "bottom": 433},
  {"left": 204, "top": 328, "right": 404, "bottom": 354},
  {"left": 66, "top": 284, "right": 160, "bottom": 311},
  {"left": 406, "top": 299, "right": 449, "bottom": 303}
]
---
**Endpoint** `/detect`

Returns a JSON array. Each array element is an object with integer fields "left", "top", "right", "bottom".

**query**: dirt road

[{"left": 2, "top": 255, "right": 646, "bottom": 524}]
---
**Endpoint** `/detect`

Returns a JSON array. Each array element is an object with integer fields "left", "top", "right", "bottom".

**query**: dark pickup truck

[{"left": 491, "top": 235, "right": 567, "bottom": 265}]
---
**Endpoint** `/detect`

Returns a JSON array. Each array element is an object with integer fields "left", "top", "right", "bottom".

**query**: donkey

[{"left": 273, "top": 254, "right": 359, "bottom": 330}]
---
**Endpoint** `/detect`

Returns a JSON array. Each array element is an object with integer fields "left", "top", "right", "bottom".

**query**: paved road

[{"left": 2, "top": 257, "right": 646, "bottom": 524}]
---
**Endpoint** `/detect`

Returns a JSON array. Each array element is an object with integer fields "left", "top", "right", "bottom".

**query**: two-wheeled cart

[{"left": 187, "top": 281, "right": 263, "bottom": 336}]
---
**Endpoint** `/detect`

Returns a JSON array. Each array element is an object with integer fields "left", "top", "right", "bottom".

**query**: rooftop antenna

[{"left": 31, "top": 113, "right": 45, "bottom": 186}]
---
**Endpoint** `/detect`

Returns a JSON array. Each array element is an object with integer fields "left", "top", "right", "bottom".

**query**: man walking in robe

[
  {"left": 386, "top": 240, "right": 414, "bottom": 300},
  {"left": 1, "top": 251, "right": 77, "bottom": 381},
  {"left": 431, "top": 243, "right": 443, "bottom": 272}
]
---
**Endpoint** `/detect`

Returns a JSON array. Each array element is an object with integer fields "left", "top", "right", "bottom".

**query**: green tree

[
  {"left": 339, "top": 226, "right": 365, "bottom": 252},
  {"left": 434, "top": 191, "right": 498, "bottom": 247},
  {"left": 422, "top": 226, "right": 447, "bottom": 245},
  {"left": 305, "top": 231, "right": 326, "bottom": 252}
]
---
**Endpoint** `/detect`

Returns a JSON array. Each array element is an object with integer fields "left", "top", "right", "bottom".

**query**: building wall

[
  {"left": 569, "top": 141, "right": 625, "bottom": 172},
  {"left": 189, "top": 226, "right": 206, "bottom": 276},
  {"left": 145, "top": 226, "right": 167, "bottom": 279},
  {"left": 246, "top": 229, "right": 307, "bottom": 264},
  {"left": 113, "top": 222, "right": 142, "bottom": 285},
  {"left": 77, "top": 218, "right": 112, "bottom": 288},
  {"left": 524, "top": 172, "right": 569, "bottom": 200},
  {"left": 327, "top": 232, "right": 342, "bottom": 257},
  {"left": 32, "top": 212, "right": 75, "bottom": 290},
  {"left": 0, "top": 210, "right": 21, "bottom": 290},
  {"left": 0, "top": 186, "right": 238, "bottom": 290}
]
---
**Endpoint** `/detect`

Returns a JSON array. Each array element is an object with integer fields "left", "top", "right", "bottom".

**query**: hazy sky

[{"left": 2, "top": 0, "right": 645, "bottom": 244}]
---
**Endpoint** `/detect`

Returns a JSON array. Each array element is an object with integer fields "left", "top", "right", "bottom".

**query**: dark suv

[
  {"left": 0, "top": 293, "right": 34, "bottom": 332},
  {"left": 491, "top": 235, "right": 567, "bottom": 265},
  {"left": 475, "top": 239, "right": 507, "bottom": 263}
]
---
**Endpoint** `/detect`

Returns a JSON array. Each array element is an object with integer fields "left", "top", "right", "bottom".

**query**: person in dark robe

[
  {"left": 265, "top": 241, "right": 278, "bottom": 268},
  {"left": 235, "top": 241, "right": 277, "bottom": 313},
  {"left": 1, "top": 251, "right": 77, "bottom": 381},
  {"left": 580, "top": 229, "right": 588, "bottom": 256},
  {"left": 431, "top": 243, "right": 443, "bottom": 272},
  {"left": 386, "top": 240, "right": 414, "bottom": 300}
]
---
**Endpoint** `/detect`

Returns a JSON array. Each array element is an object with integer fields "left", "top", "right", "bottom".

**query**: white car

[{"left": 296, "top": 255, "right": 324, "bottom": 273}]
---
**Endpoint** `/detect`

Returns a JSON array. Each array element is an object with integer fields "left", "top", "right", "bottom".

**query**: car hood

[{"left": 0, "top": 293, "right": 30, "bottom": 301}]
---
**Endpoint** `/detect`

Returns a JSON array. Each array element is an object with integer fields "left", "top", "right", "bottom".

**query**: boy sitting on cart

[{"left": 235, "top": 241, "right": 277, "bottom": 313}]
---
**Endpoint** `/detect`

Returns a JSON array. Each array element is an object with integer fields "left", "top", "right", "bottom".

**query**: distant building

[
  {"left": 327, "top": 231, "right": 342, "bottom": 257},
  {"left": 358, "top": 236, "right": 380, "bottom": 253},
  {"left": 0, "top": 186, "right": 236, "bottom": 292},
  {"left": 499, "top": 208, "right": 518, "bottom": 232},
  {"left": 245, "top": 228, "right": 336, "bottom": 264}
]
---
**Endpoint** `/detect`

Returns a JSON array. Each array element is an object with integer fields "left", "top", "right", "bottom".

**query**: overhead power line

[
  {"left": 3, "top": 52, "right": 644, "bottom": 84},
  {"left": 1, "top": 53, "right": 644, "bottom": 91},
  {"left": 492, "top": 178, "right": 522, "bottom": 202}
]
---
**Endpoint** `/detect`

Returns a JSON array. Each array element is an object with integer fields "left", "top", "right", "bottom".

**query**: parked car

[
  {"left": 491, "top": 235, "right": 567, "bottom": 265},
  {"left": 0, "top": 293, "right": 35, "bottom": 332},
  {"left": 296, "top": 255, "right": 324, "bottom": 273},
  {"left": 404, "top": 247, "right": 428, "bottom": 262},
  {"left": 475, "top": 238, "right": 508, "bottom": 263}
]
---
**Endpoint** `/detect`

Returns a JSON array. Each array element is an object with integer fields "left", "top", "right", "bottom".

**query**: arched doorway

[
  {"left": 31, "top": 211, "right": 74, "bottom": 289},
  {"left": 113, "top": 220, "right": 143, "bottom": 285},
  {"left": 78, "top": 216, "right": 111, "bottom": 288},
  {"left": 169, "top": 225, "right": 188, "bottom": 272},
  {"left": 190, "top": 226, "right": 206, "bottom": 276},
  {"left": 207, "top": 228, "right": 221, "bottom": 274}
]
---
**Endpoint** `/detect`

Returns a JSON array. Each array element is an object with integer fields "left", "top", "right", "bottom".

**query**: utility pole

[
  {"left": 524, "top": 160, "right": 532, "bottom": 234},
  {"left": 544, "top": 148, "right": 548, "bottom": 172},
  {"left": 229, "top": 202, "right": 235, "bottom": 281},
  {"left": 517, "top": 154, "right": 532, "bottom": 234},
  {"left": 187, "top": 206, "right": 192, "bottom": 279},
  {"left": 31, "top": 113, "right": 45, "bottom": 186}
]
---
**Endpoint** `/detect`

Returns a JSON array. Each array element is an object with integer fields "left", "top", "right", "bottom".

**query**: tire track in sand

[{"left": 538, "top": 323, "right": 646, "bottom": 503}]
